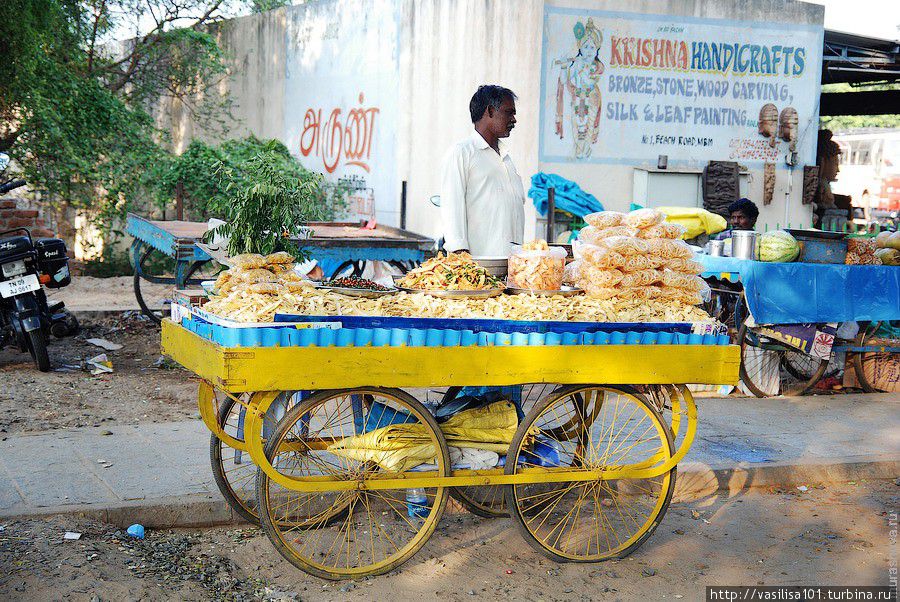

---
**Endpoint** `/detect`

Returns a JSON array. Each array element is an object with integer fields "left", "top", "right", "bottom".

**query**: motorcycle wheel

[{"left": 27, "top": 329, "right": 51, "bottom": 372}]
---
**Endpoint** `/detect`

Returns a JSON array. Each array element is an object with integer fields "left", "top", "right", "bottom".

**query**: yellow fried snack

[
  {"left": 265, "top": 251, "right": 295, "bottom": 265},
  {"left": 623, "top": 208, "right": 665, "bottom": 229},
  {"left": 645, "top": 239, "right": 693, "bottom": 260},
  {"left": 578, "top": 264, "right": 625, "bottom": 287},
  {"left": 578, "top": 225, "right": 639, "bottom": 246},
  {"left": 638, "top": 223, "right": 687, "bottom": 240},
  {"left": 620, "top": 269, "right": 662, "bottom": 288},
  {"left": 508, "top": 240, "right": 566, "bottom": 291},
  {"left": 599, "top": 236, "right": 649, "bottom": 256},
  {"left": 574, "top": 242, "right": 627, "bottom": 269},
  {"left": 397, "top": 252, "right": 503, "bottom": 290},
  {"left": 231, "top": 254, "right": 267, "bottom": 270},
  {"left": 522, "top": 239, "right": 550, "bottom": 251},
  {"left": 584, "top": 211, "right": 625, "bottom": 229},
  {"left": 666, "top": 258, "right": 703, "bottom": 274},
  {"left": 236, "top": 268, "right": 278, "bottom": 283},
  {"left": 620, "top": 254, "right": 651, "bottom": 272},
  {"left": 249, "top": 282, "right": 285, "bottom": 294}
]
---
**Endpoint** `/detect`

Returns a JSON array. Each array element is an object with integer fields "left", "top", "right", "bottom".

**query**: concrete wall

[
  {"left": 397, "top": 0, "right": 544, "bottom": 238},
  {"left": 155, "top": 0, "right": 825, "bottom": 238}
]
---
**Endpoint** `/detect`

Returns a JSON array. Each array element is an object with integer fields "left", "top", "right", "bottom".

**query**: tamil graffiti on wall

[
  {"left": 540, "top": 7, "right": 824, "bottom": 166},
  {"left": 282, "top": 0, "right": 399, "bottom": 222}
]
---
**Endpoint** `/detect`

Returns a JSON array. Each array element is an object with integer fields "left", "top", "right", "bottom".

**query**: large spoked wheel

[
  {"left": 505, "top": 385, "right": 676, "bottom": 562},
  {"left": 256, "top": 387, "right": 451, "bottom": 580},
  {"left": 133, "top": 245, "right": 216, "bottom": 324},
  {"left": 440, "top": 384, "right": 561, "bottom": 519},
  {"left": 853, "top": 321, "right": 898, "bottom": 393},
  {"left": 737, "top": 323, "right": 828, "bottom": 398},
  {"left": 210, "top": 390, "right": 317, "bottom": 525}
]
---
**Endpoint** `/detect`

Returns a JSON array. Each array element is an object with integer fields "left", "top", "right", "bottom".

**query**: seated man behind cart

[{"left": 715, "top": 198, "right": 760, "bottom": 240}]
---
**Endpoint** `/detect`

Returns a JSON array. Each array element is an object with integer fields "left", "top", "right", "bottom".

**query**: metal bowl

[
  {"left": 473, "top": 256, "right": 509, "bottom": 278},
  {"left": 505, "top": 285, "right": 583, "bottom": 297}
]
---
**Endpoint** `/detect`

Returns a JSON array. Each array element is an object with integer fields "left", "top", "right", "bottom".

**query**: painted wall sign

[
  {"left": 540, "top": 7, "right": 824, "bottom": 166},
  {"left": 283, "top": 0, "right": 399, "bottom": 221}
]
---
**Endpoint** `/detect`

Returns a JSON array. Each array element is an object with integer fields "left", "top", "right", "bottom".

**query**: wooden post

[
  {"left": 175, "top": 179, "right": 184, "bottom": 221},
  {"left": 546, "top": 187, "right": 556, "bottom": 242},
  {"left": 400, "top": 180, "right": 407, "bottom": 230}
]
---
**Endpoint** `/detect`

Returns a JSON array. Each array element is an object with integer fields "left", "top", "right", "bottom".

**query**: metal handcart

[
  {"left": 125, "top": 213, "right": 434, "bottom": 323},
  {"left": 698, "top": 254, "right": 900, "bottom": 396},
  {"left": 162, "top": 316, "right": 739, "bottom": 580}
]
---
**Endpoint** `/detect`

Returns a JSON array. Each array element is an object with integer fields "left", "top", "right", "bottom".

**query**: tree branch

[{"left": 87, "top": 0, "right": 107, "bottom": 73}]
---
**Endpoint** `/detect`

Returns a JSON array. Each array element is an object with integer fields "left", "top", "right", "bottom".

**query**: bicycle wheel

[
  {"left": 442, "top": 384, "right": 561, "bottom": 519},
  {"left": 134, "top": 246, "right": 217, "bottom": 324},
  {"left": 505, "top": 385, "right": 676, "bottom": 562},
  {"left": 737, "top": 323, "right": 828, "bottom": 397},
  {"left": 853, "top": 322, "right": 897, "bottom": 393},
  {"left": 256, "top": 387, "right": 450, "bottom": 580}
]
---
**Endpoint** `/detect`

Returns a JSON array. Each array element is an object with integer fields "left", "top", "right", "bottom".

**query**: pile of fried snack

[
  {"left": 203, "top": 247, "right": 712, "bottom": 324},
  {"left": 565, "top": 209, "right": 709, "bottom": 305}
]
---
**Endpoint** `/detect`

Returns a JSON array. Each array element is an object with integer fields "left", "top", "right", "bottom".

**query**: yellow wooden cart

[{"left": 162, "top": 319, "right": 739, "bottom": 580}]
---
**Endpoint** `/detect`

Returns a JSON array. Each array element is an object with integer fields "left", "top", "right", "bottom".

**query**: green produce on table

[{"left": 756, "top": 230, "right": 800, "bottom": 262}]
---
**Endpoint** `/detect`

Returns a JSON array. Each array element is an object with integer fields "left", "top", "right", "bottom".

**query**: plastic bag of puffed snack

[
  {"left": 231, "top": 253, "right": 267, "bottom": 270},
  {"left": 578, "top": 263, "right": 625, "bottom": 288},
  {"left": 599, "top": 236, "right": 649, "bottom": 256},
  {"left": 623, "top": 208, "right": 665, "bottom": 229},
  {"left": 620, "top": 269, "right": 662, "bottom": 288},
  {"left": 578, "top": 225, "right": 639, "bottom": 246},
  {"left": 665, "top": 258, "right": 703, "bottom": 274},
  {"left": 573, "top": 241, "right": 627, "bottom": 269},
  {"left": 645, "top": 238, "right": 693, "bottom": 260},
  {"left": 562, "top": 259, "right": 582, "bottom": 285},
  {"left": 584, "top": 211, "right": 625, "bottom": 229},
  {"left": 637, "top": 222, "right": 687, "bottom": 240}
]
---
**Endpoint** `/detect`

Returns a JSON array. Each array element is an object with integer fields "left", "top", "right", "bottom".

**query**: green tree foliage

[
  {"left": 210, "top": 141, "right": 326, "bottom": 258},
  {"left": 0, "top": 0, "right": 243, "bottom": 228},
  {"left": 156, "top": 136, "right": 350, "bottom": 221},
  {"left": 820, "top": 83, "right": 900, "bottom": 131}
]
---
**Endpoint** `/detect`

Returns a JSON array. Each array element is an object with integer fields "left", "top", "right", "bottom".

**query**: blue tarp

[
  {"left": 528, "top": 172, "right": 603, "bottom": 218},
  {"left": 695, "top": 254, "right": 900, "bottom": 324}
]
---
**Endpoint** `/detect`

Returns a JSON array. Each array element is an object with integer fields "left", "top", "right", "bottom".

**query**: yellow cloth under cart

[{"left": 327, "top": 401, "right": 525, "bottom": 472}]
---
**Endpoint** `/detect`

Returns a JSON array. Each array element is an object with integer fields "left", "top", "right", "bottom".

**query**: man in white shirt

[{"left": 440, "top": 85, "right": 526, "bottom": 257}]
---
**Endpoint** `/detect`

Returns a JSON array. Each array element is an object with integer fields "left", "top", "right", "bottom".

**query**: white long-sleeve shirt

[{"left": 440, "top": 131, "right": 526, "bottom": 257}]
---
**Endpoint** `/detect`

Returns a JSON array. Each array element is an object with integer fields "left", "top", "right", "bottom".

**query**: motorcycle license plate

[
  {"left": 0, "top": 274, "right": 40, "bottom": 298},
  {"left": 1, "top": 259, "right": 26, "bottom": 278}
]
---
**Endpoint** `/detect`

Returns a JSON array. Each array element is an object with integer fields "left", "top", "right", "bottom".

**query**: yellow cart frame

[{"left": 162, "top": 318, "right": 740, "bottom": 578}]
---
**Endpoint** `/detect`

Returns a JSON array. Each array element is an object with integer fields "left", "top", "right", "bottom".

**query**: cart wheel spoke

[
  {"left": 256, "top": 387, "right": 450, "bottom": 580},
  {"left": 505, "top": 385, "right": 676, "bottom": 562}
]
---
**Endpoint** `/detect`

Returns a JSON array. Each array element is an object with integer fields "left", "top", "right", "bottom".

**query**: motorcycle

[{"left": 0, "top": 153, "right": 79, "bottom": 371}]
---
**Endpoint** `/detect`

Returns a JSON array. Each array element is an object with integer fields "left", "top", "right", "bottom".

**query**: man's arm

[{"left": 440, "top": 145, "right": 469, "bottom": 253}]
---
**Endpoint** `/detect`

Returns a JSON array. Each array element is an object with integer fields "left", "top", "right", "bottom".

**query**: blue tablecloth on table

[{"left": 695, "top": 254, "right": 900, "bottom": 324}]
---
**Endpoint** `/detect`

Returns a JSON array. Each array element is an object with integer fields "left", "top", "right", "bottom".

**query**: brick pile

[{"left": 0, "top": 196, "right": 55, "bottom": 238}]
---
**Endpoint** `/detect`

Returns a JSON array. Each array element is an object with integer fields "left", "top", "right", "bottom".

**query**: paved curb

[{"left": 2, "top": 456, "right": 897, "bottom": 529}]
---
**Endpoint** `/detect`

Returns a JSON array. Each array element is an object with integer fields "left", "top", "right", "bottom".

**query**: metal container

[
  {"left": 731, "top": 231, "right": 759, "bottom": 260},
  {"left": 786, "top": 229, "right": 849, "bottom": 264},
  {"left": 707, "top": 240, "right": 725, "bottom": 257},
  {"left": 473, "top": 256, "right": 508, "bottom": 278}
]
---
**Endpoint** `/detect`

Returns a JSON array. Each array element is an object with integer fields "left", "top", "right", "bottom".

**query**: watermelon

[{"left": 756, "top": 230, "right": 800, "bottom": 262}]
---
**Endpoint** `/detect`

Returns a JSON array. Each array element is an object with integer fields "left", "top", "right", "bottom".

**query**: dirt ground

[
  {"left": 0, "top": 313, "right": 196, "bottom": 435},
  {"left": 45, "top": 276, "right": 170, "bottom": 312},
  {"left": 0, "top": 480, "right": 895, "bottom": 601}
]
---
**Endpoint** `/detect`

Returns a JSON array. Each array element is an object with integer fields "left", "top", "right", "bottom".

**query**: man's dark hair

[
  {"left": 469, "top": 85, "right": 517, "bottom": 123},
  {"left": 728, "top": 198, "right": 759, "bottom": 221}
]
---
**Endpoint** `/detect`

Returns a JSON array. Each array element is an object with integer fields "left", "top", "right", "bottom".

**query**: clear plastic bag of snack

[
  {"left": 665, "top": 258, "right": 703, "bottom": 274},
  {"left": 646, "top": 254, "right": 667, "bottom": 269},
  {"left": 637, "top": 222, "right": 687, "bottom": 240},
  {"left": 620, "top": 269, "right": 661, "bottom": 288},
  {"left": 646, "top": 238, "right": 693, "bottom": 260},
  {"left": 265, "top": 251, "right": 295, "bottom": 265},
  {"left": 278, "top": 269, "right": 303, "bottom": 282},
  {"left": 599, "top": 236, "right": 649, "bottom": 256},
  {"left": 562, "top": 259, "right": 582, "bottom": 285},
  {"left": 579, "top": 280, "right": 621, "bottom": 300},
  {"left": 660, "top": 270, "right": 703, "bottom": 292},
  {"left": 507, "top": 243, "right": 567, "bottom": 290},
  {"left": 578, "top": 225, "right": 638, "bottom": 245},
  {"left": 231, "top": 253, "right": 267, "bottom": 269},
  {"left": 237, "top": 268, "right": 278, "bottom": 283},
  {"left": 584, "top": 211, "right": 625, "bottom": 229},
  {"left": 578, "top": 263, "right": 625, "bottom": 287},
  {"left": 285, "top": 280, "right": 313, "bottom": 292},
  {"left": 249, "top": 282, "right": 284, "bottom": 294},
  {"left": 620, "top": 254, "right": 651, "bottom": 272},
  {"left": 573, "top": 241, "right": 627, "bottom": 268},
  {"left": 847, "top": 238, "right": 877, "bottom": 254},
  {"left": 624, "top": 208, "right": 665, "bottom": 229}
]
